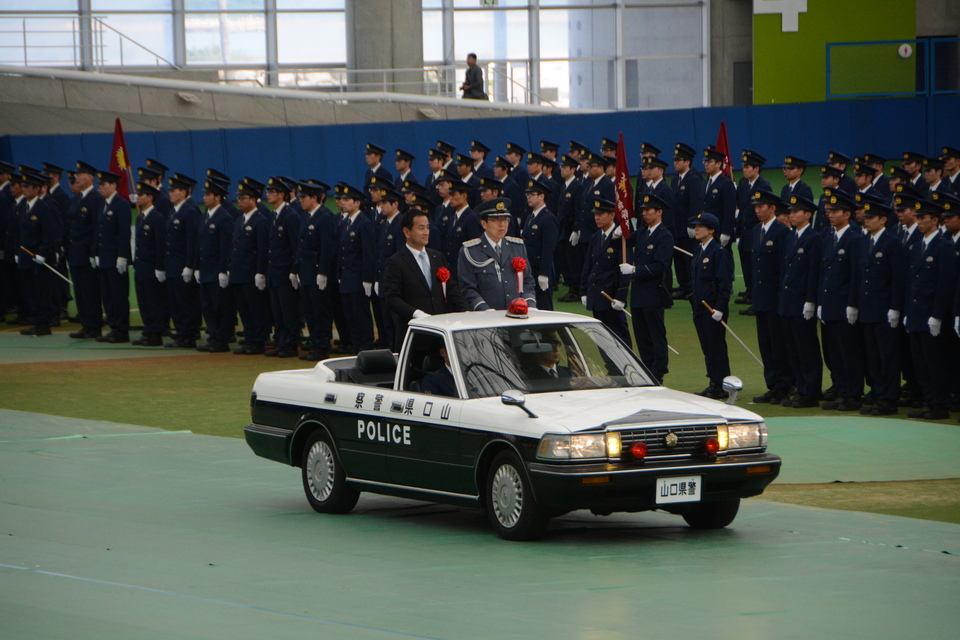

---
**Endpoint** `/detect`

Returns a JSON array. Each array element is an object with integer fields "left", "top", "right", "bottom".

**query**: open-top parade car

[{"left": 245, "top": 308, "right": 781, "bottom": 540}]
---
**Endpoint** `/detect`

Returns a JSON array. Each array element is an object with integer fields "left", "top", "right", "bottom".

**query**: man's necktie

[{"left": 419, "top": 251, "right": 432, "bottom": 291}]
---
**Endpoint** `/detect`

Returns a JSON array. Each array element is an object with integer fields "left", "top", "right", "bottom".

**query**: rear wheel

[
  {"left": 301, "top": 431, "right": 359, "bottom": 514},
  {"left": 486, "top": 450, "right": 549, "bottom": 541},
  {"left": 681, "top": 498, "right": 740, "bottom": 529}
]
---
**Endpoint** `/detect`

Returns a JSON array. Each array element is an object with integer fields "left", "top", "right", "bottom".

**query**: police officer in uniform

[
  {"left": 671, "top": 143, "right": 704, "bottom": 300},
  {"left": 570, "top": 152, "right": 615, "bottom": 300},
  {"left": 363, "top": 143, "right": 393, "bottom": 198},
  {"left": 470, "top": 140, "right": 494, "bottom": 180},
  {"left": 138, "top": 166, "right": 173, "bottom": 218},
  {"left": 688, "top": 212, "right": 733, "bottom": 399},
  {"left": 556, "top": 154, "right": 584, "bottom": 302},
  {"left": 131, "top": 181, "right": 167, "bottom": 346},
  {"left": 394, "top": 149, "right": 418, "bottom": 191},
  {"left": 580, "top": 198, "right": 630, "bottom": 347},
  {"left": 441, "top": 177, "right": 482, "bottom": 281},
  {"left": 781, "top": 156, "right": 815, "bottom": 204},
  {"left": 66, "top": 161, "right": 104, "bottom": 339},
  {"left": 264, "top": 177, "right": 302, "bottom": 358},
  {"left": 93, "top": 170, "right": 132, "bottom": 344},
  {"left": 373, "top": 185, "right": 404, "bottom": 350},
  {"left": 621, "top": 193, "right": 674, "bottom": 382},
  {"left": 193, "top": 179, "right": 235, "bottom": 353},
  {"left": 455, "top": 153, "right": 482, "bottom": 208},
  {"left": 901, "top": 151, "right": 929, "bottom": 196},
  {"left": 827, "top": 151, "right": 858, "bottom": 197},
  {"left": 163, "top": 173, "right": 202, "bottom": 347},
  {"left": 701, "top": 145, "right": 737, "bottom": 253},
  {"left": 522, "top": 180, "right": 559, "bottom": 311},
  {"left": 15, "top": 172, "right": 60, "bottom": 336},
  {"left": 229, "top": 180, "right": 271, "bottom": 355},
  {"left": 458, "top": 198, "right": 536, "bottom": 311},
  {"left": 296, "top": 181, "right": 335, "bottom": 361},
  {"left": 734, "top": 150, "right": 771, "bottom": 309},
  {"left": 504, "top": 142, "right": 529, "bottom": 191},
  {"left": 332, "top": 182, "right": 376, "bottom": 353}
]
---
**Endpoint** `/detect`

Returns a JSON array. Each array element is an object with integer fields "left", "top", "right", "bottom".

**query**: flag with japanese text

[{"left": 613, "top": 131, "right": 634, "bottom": 240}]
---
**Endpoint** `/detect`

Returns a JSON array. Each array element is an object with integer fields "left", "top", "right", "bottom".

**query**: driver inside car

[{"left": 421, "top": 347, "right": 458, "bottom": 397}]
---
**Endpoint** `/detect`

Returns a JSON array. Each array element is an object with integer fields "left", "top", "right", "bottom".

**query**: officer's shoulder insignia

[
  {"left": 926, "top": 255, "right": 934, "bottom": 262},
  {"left": 766, "top": 240, "right": 774, "bottom": 246},
  {"left": 797, "top": 248, "right": 804, "bottom": 254},
  {"left": 506, "top": 236, "right": 523, "bottom": 244},
  {"left": 463, "top": 238, "right": 481, "bottom": 247},
  {"left": 838, "top": 249, "right": 845, "bottom": 255}
]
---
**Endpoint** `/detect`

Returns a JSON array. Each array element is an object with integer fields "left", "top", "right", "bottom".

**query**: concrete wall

[
  {"left": 711, "top": 0, "right": 753, "bottom": 107},
  {"left": 346, "top": 0, "right": 424, "bottom": 93},
  {"left": 916, "top": 0, "right": 960, "bottom": 37}
]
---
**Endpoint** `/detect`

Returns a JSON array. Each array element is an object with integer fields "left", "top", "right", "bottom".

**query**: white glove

[
  {"left": 802, "top": 302, "right": 815, "bottom": 321},
  {"left": 619, "top": 263, "right": 636, "bottom": 275},
  {"left": 93, "top": 256, "right": 100, "bottom": 268},
  {"left": 954, "top": 316, "right": 959, "bottom": 338},
  {"left": 14, "top": 254, "right": 19, "bottom": 264},
  {"left": 194, "top": 270, "right": 201, "bottom": 284},
  {"left": 538, "top": 275, "right": 549, "bottom": 291},
  {"left": 289, "top": 273, "right": 300, "bottom": 290},
  {"left": 720, "top": 233, "right": 730, "bottom": 247},
  {"left": 255, "top": 273, "right": 266, "bottom": 291},
  {"left": 412, "top": 310, "right": 431, "bottom": 319},
  {"left": 580, "top": 295, "right": 587, "bottom": 306},
  {"left": 362, "top": 282, "right": 372, "bottom": 297},
  {"left": 888, "top": 309, "right": 900, "bottom": 329},
  {"left": 846, "top": 306, "right": 859, "bottom": 325},
  {"left": 155, "top": 269, "right": 166, "bottom": 283},
  {"left": 816, "top": 305, "right": 823, "bottom": 321},
  {"left": 612, "top": 226, "right": 622, "bottom": 239},
  {"left": 569, "top": 231, "right": 580, "bottom": 246},
  {"left": 129, "top": 194, "right": 138, "bottom": 204},
  {"left": 116, "top": 257, "right": 127, "bottom": 274},
  {"left": 181, "top": 267, "right": 194, "bottom": 283},
  {"left": 218, "top": 272, "right": 229, "bottom": 288},
  {"left": 374, "top": 281, "right": 380, "bottom": 296},
  {"left": 687, "top": 227, "right": 696, "bottom": 239},
  {"left": 928, "top": 317, "right": 941, "bottom": 337},
  {"left": 32, "top": 253, "right": 45, "bottom": 265},
  {"left": 317, "top": 274, "right": 328, "bottom": 290},
  {"left": 711, "top": 309, "right": 724, "bottom": 322},
  {"left": 611, "top": 299, "right": 625, "bottom": 311}
]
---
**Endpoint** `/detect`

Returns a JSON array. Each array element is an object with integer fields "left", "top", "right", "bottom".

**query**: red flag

[
  {"left": 108, "top": 117, "right": 134, "bottom": 200},
  {"left": 715, "top": 120, "right": 732, "bottom": 180},
  {"left": 613, "top": 131, "right": 634, "bottom": 240}
]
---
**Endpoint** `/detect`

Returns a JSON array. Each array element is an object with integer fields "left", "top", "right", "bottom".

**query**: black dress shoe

[
  {"left": 275, "top": 348, "right": 298, "bottom": 358},
  {"left": 738, "top": 308, "right": 756, "bottom": 316},
  {"left": 836, "top": 397, "right": 862, "bottom": 411},
  {"left": 20, "top": 325, "right": 52, "bottom": 336},
  {"left": 821, "top": 386, "right": 839, "bottom": 402},
  {"left": 791, "top": 396, "right": 818, "bottom": 408},
  {"left": 106, "top": 331, "right": 129, "bottom": 344},
  {"left": 49, "top": 318, "right": 61, "bottom": 327},
  {"left": 734, "top": 297, "right": 753, "bottom": 305},
  {"left": 906, "top": 407, "right": 930, "bottom": 419},
  {"left": 671, "top": 291, "right": 691, "bottom": 300},
  {"left": 861, "top": 392, "right": 878, "bottom": 406},
  {"left": 820, "top": 400, "right": 842, "bottom": 410},
  {"left": 870, "top": 401, "right": 898, "bottom": 416},
  {"left": 233, "top": 343, "right": 265, "bottom": 355},
  {"left": 696, "top": 385, "right": 729, "bottom": 400},
  {"left": 165, "top": 338, "right": 197, "bottom": 349},
  {"left": 753, "top": 389, "right": 780, "bottom": 404},
  {"left": 921, "top": 408, "right": 950, "bottom": 420},
  {"left": 207, "top": 340, "right": 230, "bottom": 353},
  {"left": 132, "top": 335, "right": 162, "bottom": 346},
  {"left": 299, "top": 350, "right": 329, "bottom": 361}
]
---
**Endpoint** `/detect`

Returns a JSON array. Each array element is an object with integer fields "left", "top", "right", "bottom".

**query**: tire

[
  {"left": 681, "top": 498, "right": 740, "bottom": 529},
  {"left": 485, "top": 450, "right": 549, "bottom": 541},
  {"left": 301, "top": 431, "right": 360, "bottom": 514}
]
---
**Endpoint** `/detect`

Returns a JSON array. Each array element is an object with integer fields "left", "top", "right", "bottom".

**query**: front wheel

[
  {"left": 301, "top": 431, "right": 360, "bottom": 514},
  {"left": 681, "top": 498, "right": 740, "bottom": 529},
  {"left": 486, "top": 450, "right": 549, "bottom": 541}
]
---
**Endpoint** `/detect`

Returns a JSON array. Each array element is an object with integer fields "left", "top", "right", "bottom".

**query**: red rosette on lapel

[{"left": 511, "top": 257, "right": 527, "bottom": 294}]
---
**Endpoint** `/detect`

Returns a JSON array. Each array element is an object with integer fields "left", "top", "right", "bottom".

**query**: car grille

[{"left": 617, "top": 424, "right": 719, "bottom": 458}]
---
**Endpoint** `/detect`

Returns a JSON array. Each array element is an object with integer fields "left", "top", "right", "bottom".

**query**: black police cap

[
  {"left": 136, "top": 181, "right": 159, "bottom": 198},
  {"left": 365, "top": 142, "right": 386, "bottom": 156},
  {"left": 476, "top": 197, "right": 513, "bottom": 220},
  {"left": 640, "top": 193, "right": 670, "bottom": 210}
]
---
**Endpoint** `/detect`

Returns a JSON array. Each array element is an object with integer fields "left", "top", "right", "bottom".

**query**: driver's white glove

[
  {"left": 254, "top": 273, "right": 266, "bottom": 291},
  {"left": 928, "top": 317, "right": 941, "bottom": 337},
  {"left": 116, "top": 257, "right": 127, "bottom": 275},
  {"left": 181, "top": 267, "right": 194, "bottom": 283},
  {"left": 218, "top": 272, "right": 229, "bottom": 289},
  {"left": 888, "top": 309, "right": 900, "bottom": 329},
  {"left": 619, "top": 263, "right": 636, "bottom": 275},
  {"left": 538, "top": 275, "right": 549, "bottom": 291},
  {"left": 412, "top": 310, "right": 430, "bottom": 319},
  {"left": 317, "top": 274, "right": 328, "bottom": 290},
  {"left": 846, "top": 306, "right": 859, "bottom": 325},
  {"left": 569, "top": 231, "right": 580, "bottom": 246},
  {"left": 687, "top": 227, "right": 696, "bottom": 239},
  {"left": 711, "top": 309, "right": 723, "bottom": 322},
  {"left": 289, "top": 273, "right": 300, "bottom": 290},
  {"left": 720, "top": 233, "right": 730, "bottom": 247},
  {"left": 155, "top": 269, "right": 166, "bottom": 283},
  {"left": 362, "top": 282, "right": 372, "bottom": 297},
  {"left": 816, "top": 305, "right": 822, "bottom": 321},
  {"left": 612, "top": 226, "right": 622, "bottom": 239},
  {"left": 580, "top": 295, "right": 587, "bottom": 306},
  {"left": 611, "top": 299, "right": 625, "bottom": 311},
  {"left": 802, "top": 302, "right": 815, "bottom": 321},
  {"left": 194, "top": 270, "right": 201, "bottom": 284},
  {"left": 374, "top": 281, "right": 380, "bottom": 296}
]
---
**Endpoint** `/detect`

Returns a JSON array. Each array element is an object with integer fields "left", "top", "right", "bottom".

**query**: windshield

[{"left": 452, "top": 322, "right": 656, "bottom": 399}]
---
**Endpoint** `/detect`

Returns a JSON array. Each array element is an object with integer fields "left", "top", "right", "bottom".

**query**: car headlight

[
  {"left": 717, "top": 422, "right": 767, "bottom": 451},
  {"left": 537, "top": 432, "right": 619, "bottom": 460}
]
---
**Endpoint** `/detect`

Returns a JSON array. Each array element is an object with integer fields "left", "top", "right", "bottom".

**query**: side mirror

[
  {"left": 501, "top": 389, "right": 538, "bottom": 418},
  {"left": 722, "top": 376, "right": 743, "bottom": 405}
]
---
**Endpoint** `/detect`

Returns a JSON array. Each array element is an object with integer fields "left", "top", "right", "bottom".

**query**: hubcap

[
  {"left": 491, "top": 463, "right": 523, "bottom": 528},
  {"left": 306, "top": 440, "right": 335, "bottom": 501}
]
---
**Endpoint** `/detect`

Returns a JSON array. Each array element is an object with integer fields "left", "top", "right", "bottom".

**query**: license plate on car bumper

[{"left": 655, "top": 476, "right": 702, "bottom": 504}]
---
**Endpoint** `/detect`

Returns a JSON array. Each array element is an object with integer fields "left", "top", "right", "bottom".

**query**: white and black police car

[{"left": 245, "top": 304, "right": 781, "bottom": 540}]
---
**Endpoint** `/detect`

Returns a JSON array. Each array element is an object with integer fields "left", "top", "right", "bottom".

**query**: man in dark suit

[
  {"left": 526, "top": 152, "right": 560, "bottom": 215},
  {"left": 701, "top": 145, "right": 737, "bottom": 252},
  {"left": 421, "top": 347, "right": 459, "bottom": 397},
  {"left": 580, "top": 198, "right": 630, "bottom": 348},
  {"left": 65, "top": 161, "right": 104, "bottom": 339},
  {"left": 671, "top": 143, "right": 704, "bottom": 300},
  {"left": 163, "top": 173, "right": 201, "bottom": 348},
  {"left": 455, "top": 154, "right": 483, "bottom": 208},
  {"left": 470, "top": 140, "right": 495, "bottom": 180},
  {"left": 131, "top": 182, "right": 167, "bottom": 346},
  {"left": 385, "top": 209, "right": 466, "bottom": 348},
  {"left": 522, "top": 331, "right": 574, "bottom": 381},
  {"left": 93, "top": 170, "right": 132, "bottom": 343},
  {"left": 15, "top": 172, "right": 61, "bottom": 336},
  {"left": 461, "top": 53, "right": 487, "bottom": 100},
  {"left": 229, "top": 181, "right": 271, "bottom": 355},
  {"left": 621, "top": 193, "right": 674, "bottom": 383},
  {"left": 504, "top": 142, "right": 529, "bottom": 192},
  {"left": 942, "top": 146, "right": 960, "bottom": 195},
  {"left": 264, "top": 177, "right": 302, "bottom": 358},
  {"left": 556, "top": 154, "right": 584, "bottom": 302},
  {"left": 862, "top": 153, "right": 891, "bottom": 203},
  {"left": 901, "top": 151, "right": 929, "bottom": 196},
  {"left": 735, "top": 150, "right": 772, "bottom": 308},
  {"left": 193, "top": 179, "right": 235, "bottom": 353},
  {"left": 522, "top": 180, "right": 559, "bottom": 311},
  {"left": 294, "top": 181, "right": 335, "bottom": 361}
]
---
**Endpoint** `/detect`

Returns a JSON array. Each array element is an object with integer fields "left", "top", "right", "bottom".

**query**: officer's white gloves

[
  {"left": 711, "top": 309, "right": 724, "bottom": 322},
  {"left": 218, "top": 272, "right": 229, "bottom": 288},
  {"left": 129, "top": 194, "right": 138, "bottom": 204},
  {"left": 954, "top": 316, "right": 960, "bottom": 338},
  {"left": 182, "top": 267, "right": 194, "bottom": 283},
  {"left": 888, "top": 309, "right": 900, "bottom": 329},
  {"left": 289, "top": 273, "right": 300, "bottom": 290},
  {"left": 412, "top": 310, "right": 430, "bottom": 319},
  {"left": 612, "top": 226, "right": 622, "bottom": 239},
  {"left": 928, "top": 317, "right": 942, "bottom": 337},
  {"left": 720, "top": 233, "right": 731, "bottom": 247},
  {"left": 14, "top": 254, "right": 19, "bottom": 264},
  {"left": 116, "top": 257, "right": 128, "bottom": 275},
  {"left": 846, "top": 306, "right": 859, "bottom": 325},
  {"left": 194, "top": 270, "right": 201, "bottom": 284},
  {"left": 611, "top": 299, "right": 625, "bottom": 311},
  {"left": 155, "top": 269, "right": 166, "bottom": 283},
  {"left": 802, "top": 302, "right": 815, "bottom": 321},
  {"left": 374, "top": 282, "right": 380, "bottom": 296},
  {"left": 317, "top": 274, "right": 328, "bottom": 290},
  {"left": 90, "top": 256, "right": 98, "bottom": 268},
  {"left": 619, "top": 263, "right": 636, "bottom": 275},
  {"left": 537, "top": 275, "right": 549, "bottom": 291},
  {"left": 255, "top": 273, "right": 266, "bottom": 291},
  {"left": 816, "top": 305, "right": 822, "bottom": 321},
  {"left": 569, "top": 231, "right": 580, "bottom": 246},
  {"left": 580, "top": 295, "right": 587, "bottom": 306},
  {"left": 687, "top": 227, "right": 696, "bottom": 239},
  {"left": 362, "top": 282, "right": 372, "bottom": 297},
  {"left": 33, "top": 254, "right": 46, "bottom": 265}
]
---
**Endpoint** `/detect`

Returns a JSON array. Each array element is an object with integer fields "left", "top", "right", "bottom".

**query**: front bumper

[{"left": 527, "top": 453, "right": 781, "bottom": 513}]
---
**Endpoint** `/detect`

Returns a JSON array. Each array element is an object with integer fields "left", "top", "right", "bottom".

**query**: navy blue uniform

[
  {"left": 671, "top": 170, "right": 704, "bottom": 295},
  {"left": 702, "top": 173, "right": 737, "bottom": 241},
  {"left": 627, "top": 223, "right": 673, "bottom": 380},
  {"left": 297, "top": 206, "right": 337, "bottom": 354},
  {"left": 581, "top": 227, "right": 630, "bottom": 347},
  {"left": 735, "top": 175, "right": 772, "bottom": 299},
  {"left": 459, "top": 235, "right": 536, "bottom": 311},
  {"left": 442, "top": 207, "right": 482, "bottom": 282},
  {"left": 781, "top": 180, "right": 814, "bottom": 204},
  {"left": 570, "top": 175, "right": 616, "bottom": 299},
  {"left": 337, "top": 212, "right": 377, "bottom": 352},
  {"left": 17, "top": 197, "right": 61, "bottom": 328},
  {"left": 95, "top": 193, "right": 132, "bottom": 333},
  {"left": 66, "top": 186, "right": 104, "bottom": 332},
  {"left": 521, "top": 207, "right": 559, "bottom": 311},
  {"left": 818, "top": 226, "right": 865, "bottom": 401},
  {"left": 374, "top": 212, "right": 403, "bottom": 349},
  {"left": 690, "top": 238, "right": 733, "bottom": 386},
  {"left": 133, "top": 206, "right": 168, "bottom": 338},
  {"left": 229, "top": 211, "right": 270, "bottom": 347},
  {"left": 751, "top": 219, "right": 792, "bottom": 395},
  {"left": 267, "top": 203, "right": 303, "bottom": 352},
  {"left": 194, "top": 205, "right": 235, "bottom": 345},
  {"left": 164, "top": 200, "right": 201, "bottom": 340},
  {"left": 557, "top": 176, "right": 584, "bottom": 294},
  {"left": 778, "top": 225, "right": 823, "bottom": 401}
]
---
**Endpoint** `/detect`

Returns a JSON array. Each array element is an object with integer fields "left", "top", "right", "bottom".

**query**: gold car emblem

[{"left": 664, "top": 432, "right": 679, "bottom": 448}]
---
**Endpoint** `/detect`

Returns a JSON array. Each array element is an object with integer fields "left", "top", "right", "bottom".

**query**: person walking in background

[{"left": 461, "top": 53, "right": 488, "bottom": 100}]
